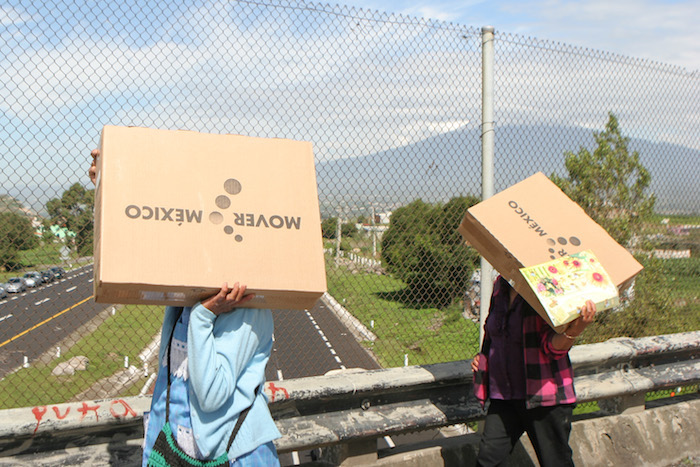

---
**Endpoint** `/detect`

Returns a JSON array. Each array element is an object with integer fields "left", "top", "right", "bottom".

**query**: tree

[
  {"left": 551, "top": 113, "right": 670, "bottom": 341},
  {"left": 381, "top": 196, "right": 480, "bottom": 308},
  {"left": 46, "top": 183, "right": 95, "bottom": 256},
  {"left": 551, "top": 113, "right": 655, "bottom": 246},
  {"left": 0, "top": 212, "right": 37, "bottom": 271},
  {"left": 321, "top": 217, "right": 358, "bottom": 240},
  {"left": 321, "top": 217, "right": 338, "bottom": 239}
]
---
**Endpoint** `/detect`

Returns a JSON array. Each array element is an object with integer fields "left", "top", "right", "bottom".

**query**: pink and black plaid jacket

[{"left": 473, "top": 277, "right": 577, "bottom": 409}]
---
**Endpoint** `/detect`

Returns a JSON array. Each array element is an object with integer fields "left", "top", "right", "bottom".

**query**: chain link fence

[{"left": 0, "top": 0, "right": 698, "bottom": 410}]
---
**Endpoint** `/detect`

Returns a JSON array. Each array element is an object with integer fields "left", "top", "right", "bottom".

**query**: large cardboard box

[
  {"left": 458, "top": 172, "right": 643, "bottom": 331},
  {"left": 94, "top": 125, "right": 327, "bottom": 310}
]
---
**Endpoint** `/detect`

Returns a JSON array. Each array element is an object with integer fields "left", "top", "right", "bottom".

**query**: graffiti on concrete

[
  {"left": 31, "top": 399, "right": 137, "bottom": 435},
  {"left": 267, "top": 382, "right": 289, "bottom": 402}
]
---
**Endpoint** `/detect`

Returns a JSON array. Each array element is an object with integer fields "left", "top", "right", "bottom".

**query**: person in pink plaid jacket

[{"left": 471, "top": 275, "right": 596, "bottom": 466}]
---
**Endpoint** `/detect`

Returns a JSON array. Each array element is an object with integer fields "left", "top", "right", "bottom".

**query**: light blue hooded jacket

[{"left": 148, "top": 304, "right": 280, "bottom": 462}]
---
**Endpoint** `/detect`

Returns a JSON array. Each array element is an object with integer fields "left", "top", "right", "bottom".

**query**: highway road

[
  {"left": 0, "top": 263, "right": 379, "bottom": 382},
  {"left": 268, "top": 303, "right": 380, "bottom": 381},
  {"left": 0, "top": 264, "right": 103, "bottom": 378}
]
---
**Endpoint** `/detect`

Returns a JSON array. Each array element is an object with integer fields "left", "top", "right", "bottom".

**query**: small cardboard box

[
  {"left": 458, "top": 172, "right": 643, "bottom": 331},
  {"left": 94, "top": 125, "right": 327, "bottom": 310}
]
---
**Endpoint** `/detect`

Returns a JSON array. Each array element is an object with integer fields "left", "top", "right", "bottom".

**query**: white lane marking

[
  {"left": 0, "top": 314, "right": 13, "bottom": 323},
  {"left": 66, "top": 286, "right": 77, "bottom": 293},
  {"left": 277, "top": 369, "right": 284, "bottom": 381},
  {"left": 305, "top": 310, "right": 346, "bottom": 370},
  {"left": 34, "top": 298, "right": 50, "bottom": 305}
]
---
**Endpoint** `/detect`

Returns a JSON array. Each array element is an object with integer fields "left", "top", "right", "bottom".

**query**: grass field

[
  {"left": 326, "top": 255, "right": 481, "bottom": 367},
  {"left": 0, "top": 304, "right": 161, "bottom": 409}
]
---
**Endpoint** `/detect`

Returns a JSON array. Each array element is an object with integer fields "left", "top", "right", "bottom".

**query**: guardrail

[{"left": 0, "top": 331, "right": 698, "bottom": 465}]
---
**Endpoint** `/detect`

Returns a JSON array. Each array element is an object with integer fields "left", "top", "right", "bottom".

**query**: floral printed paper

[{"left": 519, "top": 249, "right": 619, "bottom": 327}]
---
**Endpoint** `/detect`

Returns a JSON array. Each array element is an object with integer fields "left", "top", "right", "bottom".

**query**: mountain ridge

[{"left": 316, "top": 124, "right": 698, "bottom": 216}]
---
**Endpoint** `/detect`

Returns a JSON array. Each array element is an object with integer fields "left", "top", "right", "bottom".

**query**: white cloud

[
  {"left": 0, "top": 0, "right": 697, "bottom": 194},
  {"left": 2, "top": 1, "right": 484, "bottom": 163},
  {"left": 340, "top": 0, "right": 700, "bottom": 71},
  {"left": 479, "top": 0, "right": 700, "bottom": 70},
  {"left": 0, "top": 6, "right": 34, "bottom": 27}
]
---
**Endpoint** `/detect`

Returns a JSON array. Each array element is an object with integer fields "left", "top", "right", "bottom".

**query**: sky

[
  {"left": 336, "top": 0, "right": 700, "bottom": 71},
  {"left": 1, "top": 0, "right": 698, "bottom": 215}
]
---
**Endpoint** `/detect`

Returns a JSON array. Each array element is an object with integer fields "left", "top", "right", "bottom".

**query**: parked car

[
  {"left": 6, "top": 277, "right": 27, "bottom": 293},
  {"left": 23, "top": 271, "right": 44, "bottom": 288},
  {"left": 41, "top": 270, "right": 56, "bottom": 283},
  {"left": 0, "top": 285, "right": 7, "bottom": 299},
  {"left": 22, "top": 276, "right": 37, "bottom": 288},
  {"left": 49, "top": 266, "right": 66, "bottom": 280}
]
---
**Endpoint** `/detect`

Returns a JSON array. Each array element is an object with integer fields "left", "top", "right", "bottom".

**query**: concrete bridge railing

[{"left": 0, "top": 331, "right": 698, "bottom": 466}]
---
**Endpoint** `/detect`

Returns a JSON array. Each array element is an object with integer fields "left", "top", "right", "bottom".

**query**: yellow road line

[{"left": 0, "top": 296, "right": 94, "bottom": 348}]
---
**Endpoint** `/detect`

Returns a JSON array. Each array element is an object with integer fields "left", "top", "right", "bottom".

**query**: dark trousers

[{"left": 476, "top": 399, "right": 574, "bottom": 467}]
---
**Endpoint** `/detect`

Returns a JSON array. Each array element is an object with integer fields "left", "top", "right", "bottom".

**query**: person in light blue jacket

[
  {"left": 141, "top": 283, "right": 281, "bottom": 466},
  {"left": 89, "top": 152, "right": 281, "bottom": 466}
]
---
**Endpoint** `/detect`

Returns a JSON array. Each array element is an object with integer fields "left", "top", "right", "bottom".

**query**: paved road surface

[{"left": 0, "top": 264, "right": 101, "bottom": 378}]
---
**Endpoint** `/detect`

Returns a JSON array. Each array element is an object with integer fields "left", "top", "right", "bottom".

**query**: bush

[
  {"left": 579, "top": 255, "right": 699, "bottom": 342},
  {"left": 381, "top": 196, "right": 480, "bottom": 308},
  {"left": 322, "top": 217, "right": 357, "bottom": 238}
]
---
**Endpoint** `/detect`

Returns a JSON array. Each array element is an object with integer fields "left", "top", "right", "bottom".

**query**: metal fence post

[{"left": 479, "top": 26, "right": 496, "bottom": 345}]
